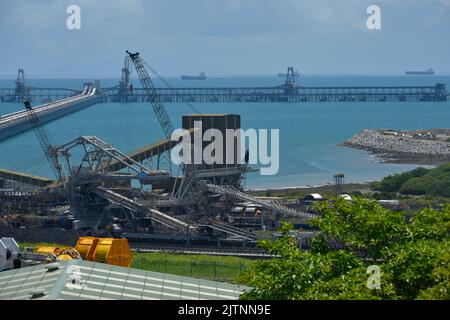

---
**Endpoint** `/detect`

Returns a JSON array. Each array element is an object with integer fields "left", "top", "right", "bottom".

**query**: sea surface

[{"left": 1, "top": 75, "right": 449, "bottom": 189}]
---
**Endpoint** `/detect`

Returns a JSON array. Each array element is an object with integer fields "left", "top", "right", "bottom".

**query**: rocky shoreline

[{"left": 342, "top": 129, "right": 450, "bottom": 165}]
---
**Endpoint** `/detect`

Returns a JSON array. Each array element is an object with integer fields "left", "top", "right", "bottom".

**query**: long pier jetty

[
  {"left": 0, "top": 83, "right": 101, "bottom": 141},
  {"left": 0, "top": 87, "right": 80, "bottom": 103},
  {"left": 103, "top": 83, "right": 449, "bottom": 103},
  {"left": 1, "top": 66, "right": 448, "bottom": 104},
  {"left": 1, "top": 83, "right": 447, "bottom": 104}
]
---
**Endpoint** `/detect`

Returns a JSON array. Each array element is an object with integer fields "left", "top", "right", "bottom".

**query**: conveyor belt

[
  {"left": 0, "top": 84, "right": 101, "bottom": 141},
  {"left": 207, "top": 184, "right": 318, "bottom": 219},
  {"left": 206, "top": 219, "right": 257, "bottom": 241},
  {"left": 93, "top": 187, "right": 194, "bottom": 232}
]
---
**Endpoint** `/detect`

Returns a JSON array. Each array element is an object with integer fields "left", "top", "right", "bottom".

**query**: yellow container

[
  {"left": 75, "top": 237, "right": 132, "bottom": 267},
  {"left": 74, "top": 237, "right": 99, "bottom": 261},
  {"left": 92, "top": 238, "right": 132, "bottom": 267}
]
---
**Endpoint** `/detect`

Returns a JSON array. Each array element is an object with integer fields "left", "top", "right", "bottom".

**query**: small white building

[
  {"left": 377, "top": 199, "right": 400, "bottom": 209},
  {"left": 339, "top": 194, "right": 353, "bottom": 201},
  {"left": 303, "top": 193, "right": 323, "bottom": 203}
]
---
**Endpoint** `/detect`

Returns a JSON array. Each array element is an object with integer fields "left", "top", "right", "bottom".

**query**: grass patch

[
  {"left": 131, "top": 252, "right": 255, "bottom": 281},
  {"left": 18, "top": 242, "right": 256, "bottom": 281}
]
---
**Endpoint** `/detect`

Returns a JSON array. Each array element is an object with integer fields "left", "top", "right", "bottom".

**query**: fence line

[{"left": 132, "top": 257, "right": 248, "bottom": 281}]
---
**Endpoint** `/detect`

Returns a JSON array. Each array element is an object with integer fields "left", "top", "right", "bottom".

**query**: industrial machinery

[
  {"left": 14, "top": 69, "right": 32, "bottom": 103},
  {"left": 0, "top": 52, "right": 316, "bottom": 247},
  {"left": 0, "top": 237, "right": 133, "bottom": 271},
  {"left": 125, "top": 51, "right": 245, "bottom": 214},
  {"left": 0, "top": 237, "right": 19, "bottom": 271},
  {"left": 24, "top": 100, "right": 64, "bottom": 186},
  {"left": 118, "top": 55, "right": 132, "bottom": 102},
  {"left": 0, "top": 237, "right": 79, "bottom": 270},
  {"left": 75, "top": 237, "right": 132, "bottom": 267},
  {"left": 126, "top": 50, "right": 175, "bottom": 174},
  {"left": 34, "top": 246, "right": 81, "bottom": 261}
]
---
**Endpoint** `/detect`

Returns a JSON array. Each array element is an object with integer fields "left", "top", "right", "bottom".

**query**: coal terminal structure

[{"left": 0, "top": 56, "right": 448, "bottom": 248}]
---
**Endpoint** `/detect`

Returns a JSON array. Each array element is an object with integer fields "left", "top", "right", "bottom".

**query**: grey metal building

[{"left": 0, "top": 259, "right": 249, "bottom": 300}]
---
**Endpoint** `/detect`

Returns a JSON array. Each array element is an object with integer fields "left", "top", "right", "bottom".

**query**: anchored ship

[
  {"left": 406, "top": 68, "right": 434, "bottom": 75},
  {"left": 181, "top": 72, "right": 207, "bottom": 80}
]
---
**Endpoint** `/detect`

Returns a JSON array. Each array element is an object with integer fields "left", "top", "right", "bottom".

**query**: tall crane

[
  {"left": 126, "top": 51, "right": 174, "bottom": 140},
  {"left": 126, "top": 51, "right": 176, "bottom": 174},
  {"left": 125, "top": 51, "right": 211, "bottom": 214},
  {"left": 24, "top": 101, "right": 64, "bottom": 186}
]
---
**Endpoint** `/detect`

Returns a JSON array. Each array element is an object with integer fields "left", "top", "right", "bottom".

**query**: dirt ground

[{"left": 0, "top": 223, "right": 89, "bottom": 246}]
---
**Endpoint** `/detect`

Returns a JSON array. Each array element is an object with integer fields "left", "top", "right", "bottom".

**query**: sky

[{"left": 0, "top": 0, "right": 449, "bottom": 77}]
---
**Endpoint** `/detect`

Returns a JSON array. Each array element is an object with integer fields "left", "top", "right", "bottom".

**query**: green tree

[
  {"left": 379, "top": 167, "right": 428, "bottom": 193},
  {"left": 237, "top": 198, "right": 450, "bottom": 300}
]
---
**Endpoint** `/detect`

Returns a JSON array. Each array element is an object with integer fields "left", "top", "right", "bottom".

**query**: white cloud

[
  {"left": 0, "top": 0, "right": 448, "bottom": 76},
  {"left": 437, "top": 0, "right": 450, "bottom": 8}
]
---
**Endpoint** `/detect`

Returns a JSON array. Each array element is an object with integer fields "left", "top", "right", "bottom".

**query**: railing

[
  {"left": 2, "top": 83, "right": 447, "bottom": 103},
  {"left": 0, "top": 88, "right": 80, "bottom": 103},
  {"left": 101, "top": 83, "right": 449, "bottom": 103}
]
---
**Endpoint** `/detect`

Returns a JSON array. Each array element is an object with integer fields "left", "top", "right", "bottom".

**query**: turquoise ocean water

[{"left": 1, "top": 75, "right": 449, "bottom": 189}]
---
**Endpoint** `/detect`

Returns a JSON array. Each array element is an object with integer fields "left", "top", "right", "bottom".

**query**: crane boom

[
  {"left": 24, "top": 101, "right": 63, "bottom": 184},
  {"left": 125, "top": 51, "right": 210, "bottom": 213},
  {"left": 126, "top": 51, "right": 174, "bottom": 139}
]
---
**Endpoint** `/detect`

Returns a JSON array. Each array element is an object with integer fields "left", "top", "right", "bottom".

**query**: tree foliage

[
  {"left": 379, "top": 167, "right": 428, "bottom": 193},
  {"left": 237, "top": 198, "right": 450, "bottom": 300},
  {"left": 378, "top": 163, "right": 450, "bottom": 197}
]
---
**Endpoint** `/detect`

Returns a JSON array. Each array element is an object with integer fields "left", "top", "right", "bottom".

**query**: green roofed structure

[{"left": 0, "top": 259, "right": 249, "bottom": 300}]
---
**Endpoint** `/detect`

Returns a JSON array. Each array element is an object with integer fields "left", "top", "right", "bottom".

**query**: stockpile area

[
  {"left": 342, "top": 129, "right": 450, "bottom": 164},
  {"left": 0, "top": 218, "right": 89, "bottom": 245}
]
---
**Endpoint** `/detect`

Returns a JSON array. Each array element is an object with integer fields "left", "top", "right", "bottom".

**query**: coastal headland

[{"left": 342, "top": 128, "right": 450, "bottom": 165}]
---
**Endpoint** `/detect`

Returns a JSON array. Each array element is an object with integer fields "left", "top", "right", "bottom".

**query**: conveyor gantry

[
  {"left": 0, "top": 83, "right": 102, "bottom": 142},
  {"left": 206, "top": 184, "right": 318, "bottom": 220}
]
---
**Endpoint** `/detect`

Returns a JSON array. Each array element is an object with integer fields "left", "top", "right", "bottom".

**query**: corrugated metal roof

[{"left": 0, "top": 260, "right": 249, "bottom": 300}]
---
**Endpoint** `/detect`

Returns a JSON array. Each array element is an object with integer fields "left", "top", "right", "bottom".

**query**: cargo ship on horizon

[
  {"left": 406, "top": 68, "right": 435, "bottom": 75},
  {"left": 181, "top": 72, "right": 207, "bottom": 80}
]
